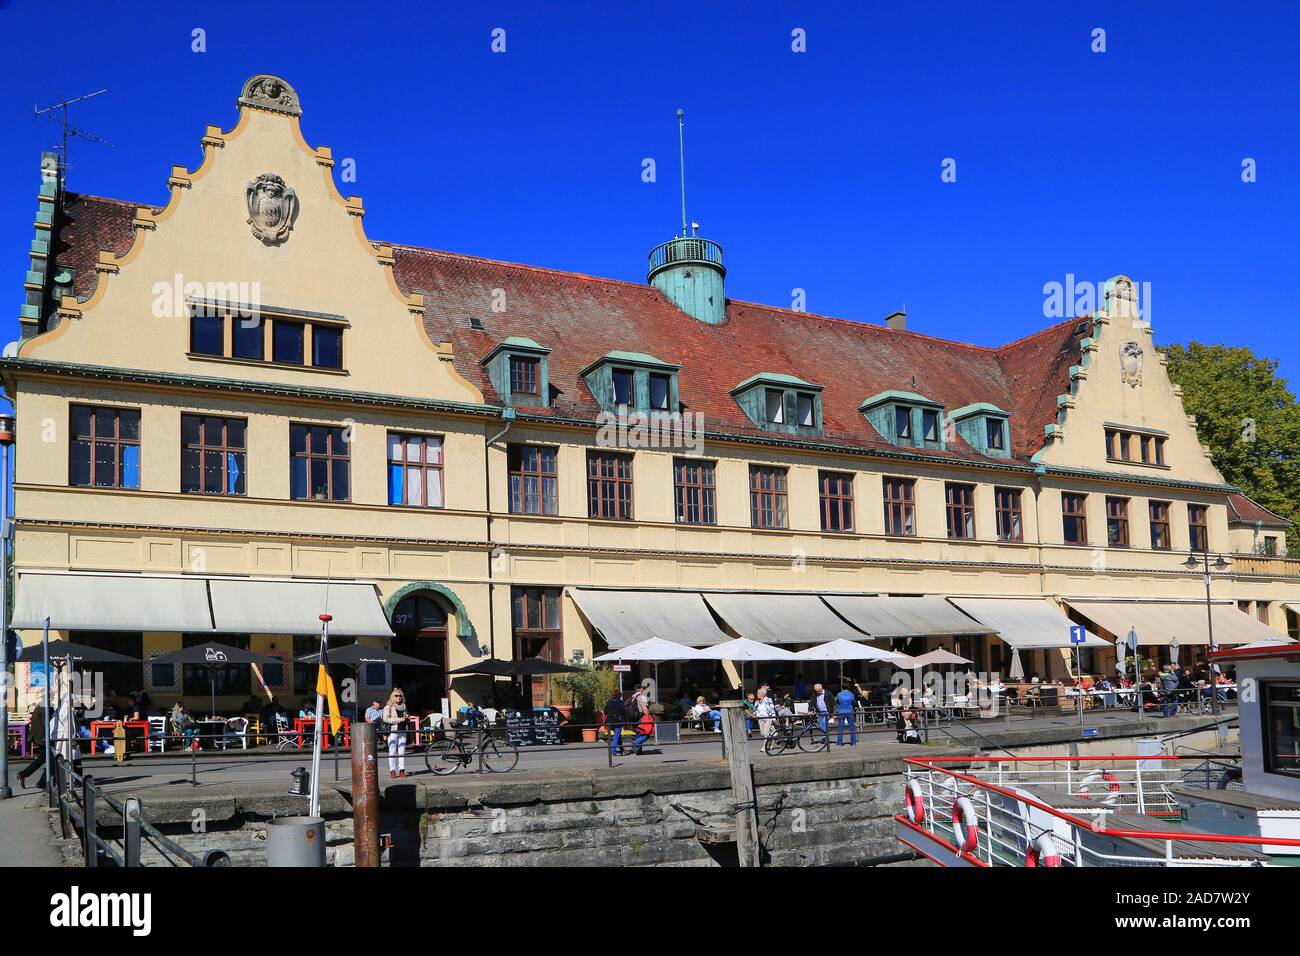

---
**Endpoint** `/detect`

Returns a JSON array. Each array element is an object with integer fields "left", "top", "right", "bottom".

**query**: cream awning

[
  {"left": 11, "top": 572, "right": 215, "bottom": 632},
  {"left": 570, "top": 588, "right": 730, "bottom": 648},
  {"left": 822, "top": 595, "right": 994, "bottom": 638},
  {"left": 702, "top": 592, "right": 869, "bottom": 645},
  {"left": 948, "top": 597, "right": 1109, "bottom": 649},
  {"left": 208, "top": 579, "right": 393, "bottom": 636},
  {"left": 1064, "top": 599, "right": 1291, "bottom": 647}
]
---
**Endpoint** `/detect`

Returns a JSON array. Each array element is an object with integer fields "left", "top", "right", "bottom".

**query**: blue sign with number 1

[{"left": 1069, "top": 625, "right": 1088, "bottom": 645}]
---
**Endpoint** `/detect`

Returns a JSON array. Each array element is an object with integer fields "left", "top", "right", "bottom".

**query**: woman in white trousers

[{"left": 382, "top": 688, "right": 408, "bottom": 778}]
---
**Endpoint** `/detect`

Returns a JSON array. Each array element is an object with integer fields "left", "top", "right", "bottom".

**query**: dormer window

[
  {"left": 861, "top": 390, "right": 945, "bottom": 450},
  {"left": 581, "top": 351, "right": 681, "bottom": 415},
  {"left": 510, "top": 356, "right": 540, "bottom": 397},
  {"left": 482, "top": 337, "right": 552, "bottom": 407},
  {"left": 946, "top": 402, "right": 1012, "bottom": 459},
  {"left": 731, "top": 373, "right": 823, "bottom": 436}
]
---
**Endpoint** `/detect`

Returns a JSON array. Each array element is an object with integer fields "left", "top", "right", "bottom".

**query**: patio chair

[
  {"left": 274, "top": 713, "right": 297, "bottom": 751},
  {"left": 217, "top": 716, "right": 249, "bottom": 750},
  {"left": 147, "top": 715, "right": 168, "bottom": 752}
]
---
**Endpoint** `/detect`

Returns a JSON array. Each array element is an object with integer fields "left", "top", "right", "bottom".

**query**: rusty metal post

[{"left": 351, "top": 721, "right": 381, "bottom": 867}]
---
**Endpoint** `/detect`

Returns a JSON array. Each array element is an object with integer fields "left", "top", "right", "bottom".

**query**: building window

[
  {"left": 289, "top": 423, "right": 350, "bottom": 502},
  {"left": 512, "top": 586, "right": 563, "bottom": 706},
  {"left": 797, "top": 394, "right": 815, "bottom": 428},
  {"left": 387, "top": 433, "right": 444, "bottom": 508},
  {"left": 70, "top": 405, "right": 140, "bottom": 489},
  {"left": 1149, "top": 501, "right": 1171, "bottom": 550},
  {"left": 612, "top": 369, "right": 635, "bottom": 408},
  {"left": 1062, "top": 492, "right": 1088, "bottom": 545},
  {"left": 749, "top": 465, "right": 788, "bottom": 529},
  {"left": 819, "top": 471, "right": 855, "bottom": 533},
  {"left": 190, "top": 310, "right": 224, "bottom": 356},
  {"left": 674, "top": 458, "right": 716, "bottom": 525},
  {"left": 1107, "top": 427, "right": 1166, "bottom": 466},
  {"left": 995, "top": 487, "right": 1022, "bottom": 542},
  {"left": 272, "top": 320, "right": 304, "bottom": 364},
  {"left": 587, "top": 451, "right": 634, "bottom": 520},
  {"left": 895, "top": 407, "right": 913, "bottom": 440},
  {"left": 508, "top": 445, "right": 559, "bottom": 515},
  {"left": 922, "top": 410, "right": 940, "bottom": 443},
  {"left": 883, "top": 477, "right": 916, "bottom": 536},
  {"left": 312, "top": 325, "right": 343, "bottom": 369},
  {"left": 232, "top": 316, "right": 264, "bottom": 360},
  {"left": 986, "top": 418, "right": 1005, "bottom": 451},
  {"left": 765, "top": 389, "right": 785, "bottom": 424},
  {"left": 1264, "top": 536, "right": 1279, "bottom": 556},
  {"left": 1188, "top": 505, "right": 1209, "bottom": 552},
  {"left": 649, "top": 373, "right": 672, "bottom": 411},
  {"left": 1262, "top": 683, "right": 1300, "bottom": 779},
  {"left": 945, "top": 483, "right": 976, "bottom": 539},
  {"left": 509, "top": 356, "right": 539, "bottom": 397},
  {"left": 181, "top": 415, "right": 246, "bottom": 496},
  {"left": 1106, "top": 496, "right": 1130, "bottom": 547},
  {"left": 1257, "top": 602, "right": 1270, "bottom": 624}
]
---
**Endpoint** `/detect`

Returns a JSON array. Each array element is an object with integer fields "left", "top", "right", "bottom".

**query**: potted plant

[{"left": 552, "top": 664, "right": 618, "bottom": 742}]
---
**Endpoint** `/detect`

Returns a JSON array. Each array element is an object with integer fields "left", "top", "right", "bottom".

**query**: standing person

[
  {"left": 383, "top": 688, "right": 409, "bottom": 778},
  {"left": 1159, "top": 665, "right": 1180, "bottom": 718},
  {"left": 809, "top": 683, "right": 831, "bottom": 734},
  {"left": 754, "top": 688, "right": 777, "bottom": 739},
  {"left": 16, "top": 701, "right": 47, "bottom": 789},
  {"left": 835, "top": 683, "right": 858, "bottom": 747},
  {"left": 793, "top": 673, "right": 808, "bottom": 700},
  {"left": 604, "top": 689, "right": 628, "bottom": 755}
]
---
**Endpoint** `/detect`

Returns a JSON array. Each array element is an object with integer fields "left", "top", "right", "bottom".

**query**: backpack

[{"left": 604, "top": 697, "right": 627, "bottom": 726}]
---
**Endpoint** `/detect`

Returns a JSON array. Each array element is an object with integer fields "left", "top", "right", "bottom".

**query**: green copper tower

[{"left": 647, "top": 109, "right": 726, "bottom": 324}]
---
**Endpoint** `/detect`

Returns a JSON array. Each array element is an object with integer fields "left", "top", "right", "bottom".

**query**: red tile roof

[
  {"left": 1227, "top": 492, "right": 1291, "bottom": 527},
  {"left": 49, "top": 193, "right": 1093, "bottom": 466}
]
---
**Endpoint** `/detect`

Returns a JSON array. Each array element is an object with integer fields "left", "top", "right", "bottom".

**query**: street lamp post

[
  {"left": 0, "top": 413, "right": 13, "bottom": 800},
  {"left": 1183, "top": 545, "right": 1230, "bottom": 716}
]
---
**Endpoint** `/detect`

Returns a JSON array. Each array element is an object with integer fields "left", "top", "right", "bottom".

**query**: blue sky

[{"left": 1, "top": 1, "right": 1297, "bottom": 379}]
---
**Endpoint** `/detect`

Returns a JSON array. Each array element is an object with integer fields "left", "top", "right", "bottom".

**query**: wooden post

[
  {"left": 717, "top": 700, "right": 760, "bottom": 868},
  {"left": 351, "top": 721, "right": 381, "bottom": 867}
]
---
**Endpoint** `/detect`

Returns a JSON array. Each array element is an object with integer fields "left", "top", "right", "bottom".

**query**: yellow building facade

[{"left": 4, "top": 75, "right": 1297, "bottom": 717}]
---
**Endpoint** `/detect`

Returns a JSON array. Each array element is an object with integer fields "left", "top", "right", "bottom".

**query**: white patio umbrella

[
  {"left": 794, "top": 638, "right": 910, "bottom": 688},
  {"left": 693, "top": 638, "right": 798, "bottom": 694},
  {"left": 1008, "top": 647, "right": 1026, "bottom": 681},
  {"left": 1169, "top": 637, "right": 1180, "bottom": 667},
  {"left": 594, "top": 638, "right": 706, "bottom": 701}
]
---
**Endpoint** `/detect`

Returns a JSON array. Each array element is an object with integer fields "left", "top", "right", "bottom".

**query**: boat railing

[{"left": 898, "top": 754, "right": 1299, "bottom": 868}]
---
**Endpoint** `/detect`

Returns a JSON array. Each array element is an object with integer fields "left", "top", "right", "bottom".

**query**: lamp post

[{"left": 1182, "top": 546, "right": 1230, "bottom": 716}]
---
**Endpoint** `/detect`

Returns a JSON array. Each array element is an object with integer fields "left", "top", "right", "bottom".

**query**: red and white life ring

[
  {"left": 905, "top": 779, "right": 926, "bottom": 825},
  {"left": 951, "top": 796, "right": 979, "bottom": 853},
  {"left": 1025, "top": 833, "right": 1062, "bottom": 867},
  {"left": 1079, "top": 770, "right": 1121, "bottom": 804}
]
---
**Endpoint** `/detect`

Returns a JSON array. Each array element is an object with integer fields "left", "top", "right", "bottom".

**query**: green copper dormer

[
  {"left": 731, "top": 372, "right": 823, "bottom": 436},
  {"left": 581, "top": 350, "right": 681, "bottom": 414},
  {"left": 860, "top": 389, "right": 945, "bottom": 450},
  {"left": 947, "top": 402, "right": 1012, "bottom": 458},
  {"left": 480, "top": 336, "right": 552, "bottom": 407}
]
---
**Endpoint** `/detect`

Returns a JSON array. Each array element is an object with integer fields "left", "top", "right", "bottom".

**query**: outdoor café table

[
  {"left": 7, "top": 722, "right": 28, "bottom": 756},
  {"left": 293, "top": 716, "right": 351, "bottom": 750},
  {"left": 195, "top": 718, "right": 228, "bottom": 750},
  {"left": 88, "top": 719, "right": 149, "bottom": 754}
]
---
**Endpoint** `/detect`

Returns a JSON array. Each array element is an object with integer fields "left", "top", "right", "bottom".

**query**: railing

[
  {"left": 1229, "top": 551, "right": 1300, "bottom": 576},
  {"left": 48, "top": 747, "right": 229, "bottom": 867},
  {"left": 647, "top": 236, "right": 724, "bottom": 274},
  {"left": 898, "top": 755, "right": 1300, "bottom": 868}
]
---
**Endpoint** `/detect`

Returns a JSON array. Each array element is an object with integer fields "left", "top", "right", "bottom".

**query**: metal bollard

[
  {"left": 83, "top": 774, "right": 97, "bottom": 867},
  {"left": 266, "top": 816, "right": 326, "bottom": 867},
  {"left": 124, "top": 797, "right": 141, "bottom": 867},
  {"left": 351, "top": 722, "right": 381, "bottom": 868}
]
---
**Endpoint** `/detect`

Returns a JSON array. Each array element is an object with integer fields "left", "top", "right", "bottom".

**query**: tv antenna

[{"left": 33, "top": 89, "right": 113, "bottom": 192}]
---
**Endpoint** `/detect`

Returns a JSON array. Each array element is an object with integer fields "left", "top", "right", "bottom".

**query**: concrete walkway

[{"left": 0, "top": 788, "right": 66, "bottom": 867}]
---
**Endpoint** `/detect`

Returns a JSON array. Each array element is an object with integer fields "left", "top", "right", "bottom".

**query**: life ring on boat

[
  {"left": 1079, "top": 770, "right": 1121, "bottom": 804},
  {"left": 904, "top": 779, "right": 926, "bottom": 825},
  {"left": 1025, "top": 833, "right": 1061, "bottom": 867},
  {"left": 951, "top": 796, "right": 979, "bottom": 853}
]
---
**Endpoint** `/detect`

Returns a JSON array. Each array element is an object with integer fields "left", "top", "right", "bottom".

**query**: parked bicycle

[
  {"left": 424, "top": 727, "right": 519, "bottom": 774},
  {"left": 763, "top": 714, "right": 828, "bottom": 756}
]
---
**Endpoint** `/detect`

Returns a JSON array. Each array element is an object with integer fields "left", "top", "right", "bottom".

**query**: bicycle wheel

[
  {"left": 796, "top": 721, "right": 828, "bottom": 753},
  {"left": 481, "top": 734, "right": 519, "bottom": 773},
  {"left": 424, "top": 737, "right": 464, "bottom": 775},
  {"left": 763, "top": 732, "right": 791, "bottom": 756}
]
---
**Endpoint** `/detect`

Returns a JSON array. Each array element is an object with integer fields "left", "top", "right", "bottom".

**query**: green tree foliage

[{"left": 1162, "top": 342, "right": 1300, "bottom": 528}]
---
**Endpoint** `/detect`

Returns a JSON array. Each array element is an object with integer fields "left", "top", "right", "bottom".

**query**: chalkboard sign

[{"left": 504, "top": 708, "right": 564, "bottom": 747}]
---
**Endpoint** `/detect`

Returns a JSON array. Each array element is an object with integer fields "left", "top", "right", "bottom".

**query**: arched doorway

[{"left": 390, "top": 593, "right": 449, "bottom": 715}]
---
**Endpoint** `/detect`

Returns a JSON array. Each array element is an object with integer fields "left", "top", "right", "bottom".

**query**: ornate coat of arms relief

[
  {"left": 245, "top": 173, "right": 298, "bottom": 245},
  {"left": 1120, "top": 341, "right": 1144, "bottom": 388}
]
